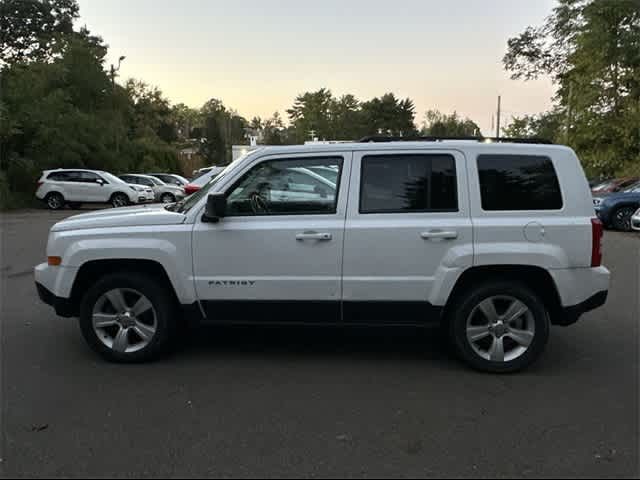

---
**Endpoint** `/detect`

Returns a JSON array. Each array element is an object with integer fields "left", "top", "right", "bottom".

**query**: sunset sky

[{"left": 77, "top": 0, "right": 558, "bottom": 135}]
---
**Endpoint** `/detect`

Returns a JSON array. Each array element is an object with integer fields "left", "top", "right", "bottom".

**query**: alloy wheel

[
  {"left": 465, "top": 295, "right": 536, "bottom": 363},
  {"left": 92, "top": 288, "right": 157, "bottom": 354},
  {"left": 613, "top": 207, "right": 635, "bottom": 231}
]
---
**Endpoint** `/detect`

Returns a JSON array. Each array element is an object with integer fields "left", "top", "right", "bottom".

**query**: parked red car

[{"left": 591, "top": 177, "right": 639, "bottom": 196}]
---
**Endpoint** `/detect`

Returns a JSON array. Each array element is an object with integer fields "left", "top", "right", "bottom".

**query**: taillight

[
  {"left": 37, "top": 181, "right": 44, "bottom": 189},
  {"left": 591, "top": 218, "right": 604, "bottom": 267}
]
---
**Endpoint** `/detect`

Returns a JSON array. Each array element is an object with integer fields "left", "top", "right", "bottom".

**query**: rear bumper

[
  {"left": 558, "top": 291, "right": 608, "bottom": 326},
  {"left": 36, "top": 282, "right": 76, "bottom": 318}
]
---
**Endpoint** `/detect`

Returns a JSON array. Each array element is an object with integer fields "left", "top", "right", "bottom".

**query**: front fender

[{"left": 61, "top": 236, "right": 196, "bottom": 304}]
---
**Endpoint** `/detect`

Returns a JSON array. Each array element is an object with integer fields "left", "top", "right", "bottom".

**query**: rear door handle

[
  {"left": 420, "top": 230, "right": 458, "bottom": 240},
  {"left": 296, "top": 231, "right": 332, "bottom": 241}
]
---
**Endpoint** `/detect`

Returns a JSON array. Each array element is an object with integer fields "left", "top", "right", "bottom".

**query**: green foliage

[
  {"left": 421, "top": 110, "right": 481, "bottom": 137},
  {"left": 504, "top": 0, "right": 640, "bottom": 176},
  {"left": 287, "top": 89, "right": 418, "bottom": 142},
  {"left": 0, "top": 0, "right": 79, "bottom": 65}
]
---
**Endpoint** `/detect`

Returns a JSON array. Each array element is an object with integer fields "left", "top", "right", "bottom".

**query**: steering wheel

[{"left": 249, "top": 191, "right": 269, "bottom": 214}]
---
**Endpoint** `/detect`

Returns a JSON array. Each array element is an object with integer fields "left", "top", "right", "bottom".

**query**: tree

[
  {"left": 287, "top": 88, "right": 334, "bottom": 142},
  {"left": 502, "top": 111, "right": 564, "bottom": 141},
  {"left": 329, "top": 94, "right": 361, "bottom": 140},
  {"left": 504, "top": 0, "right": 640, "bottom": 176},
  {"left": 200, "top": 114, "right": 225, "bottom": 164},
  {"left": 360, "top": 93, "right": 417, "bottom": 137},
  {"left": 0, "top": 0, "right": 79, "bottom": 66},
  {"left": 421, "top": 110, "right": 481, "bottom": 137}
]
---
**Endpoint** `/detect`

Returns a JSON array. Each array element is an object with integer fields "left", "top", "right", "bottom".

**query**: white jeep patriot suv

[{"left": 35, "top": 138, "right": 610, "bottom": 372}]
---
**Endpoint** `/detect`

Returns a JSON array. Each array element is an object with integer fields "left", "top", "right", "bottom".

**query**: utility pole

[
  {"left": 110, "top": 56, "right": 126, "bottom": 153},
  {"left": 496, "top": 95, "right": 502, "bottom": 139},
  {"left": 566, "top": 82, "right": 573, "bottom": 145}
]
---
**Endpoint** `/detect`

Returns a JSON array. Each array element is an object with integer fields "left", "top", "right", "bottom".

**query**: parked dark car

[{"left": 595, "top": 182, "right": 640, "bottom": 231}]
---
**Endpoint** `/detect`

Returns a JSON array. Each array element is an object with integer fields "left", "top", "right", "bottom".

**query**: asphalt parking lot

[{"left": 0, "top": 209, "right": 638, "bottom": 478}]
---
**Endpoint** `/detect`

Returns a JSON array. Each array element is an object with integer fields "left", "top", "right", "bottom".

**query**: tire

[
  {"left": 68, "top": 202, "right": 82, "bottom": 210},
  {"left": 448, "top": 281, "right": 550, "bottom": 373},
  {"left": 45, "top": 192, "right": 65, "bottom": 210},
  {"left": 78, "top": 272, "right": 178, "bottom": 363},
  {"left": 160, "top": 193, "right": 176, "bottom": 204},
  {"left": 611, "top": 206, "right": 636, "bottom": 232},
  {"left": 110, "top": 192, "right": 129, "bottom": 208}
]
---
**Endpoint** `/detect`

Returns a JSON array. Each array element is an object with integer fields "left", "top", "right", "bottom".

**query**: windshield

[
  {"left": 170, "top": 155, "right": 251, "bottom": 214},
  {"left": 623, "top": 182, "right": 640, "bottom": 193},
  {"left": 147, "top": 176, "right": 165, "bottom": 186},
  {"left": 101, "top": 172, "right": 127, "bottom": 185}
]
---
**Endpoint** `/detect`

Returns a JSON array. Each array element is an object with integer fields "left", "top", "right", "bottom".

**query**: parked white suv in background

[
  {"left": 35, "top": 139, "right": 610, "bottom": 372},
  {"left": 36, "top": 169, "right": 139, "bottom": 209}
]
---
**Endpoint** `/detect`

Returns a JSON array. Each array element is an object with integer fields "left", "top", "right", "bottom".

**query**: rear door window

[
  {"left": 477, "top": 155, "right": 563, "bottom": 211},
  {"left": 359, "top": 154, "right": 458, "bottom": 214}
]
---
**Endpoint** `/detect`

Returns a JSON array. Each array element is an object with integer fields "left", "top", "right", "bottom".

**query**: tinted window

[
  {"left": 120, "top": 175, "right": 136, "bottom": 184},
  {"left": 477, "top": 155, "right": 563, "bottom": 211},
  {"left": 360, "top": 154, "right": 457, "bottom": 214},
  {"left": 76, "top": 172, "right": 101, "bottom": 183},
  {"left": 226, "top": 157, "right": 342, "bottom": 216},
  {"left": 48, "top": 171, "right": 74, "bottom": 181}
]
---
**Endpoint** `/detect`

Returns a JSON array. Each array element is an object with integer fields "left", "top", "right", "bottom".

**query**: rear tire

[
  {"left": 79, "top": 272, "right": 178, "bottom": 363},
  {"left": 448, "top": 281, "right": 550, "bottom": 373},
  {"left": 110, "top": 193, "right": 129, "bottom": 208},
  {"left": 45, "top": 192, "right": 65, "bottom": 210},
  {"left": 612, "top": 206, "right": 635, "bottom": 232}
]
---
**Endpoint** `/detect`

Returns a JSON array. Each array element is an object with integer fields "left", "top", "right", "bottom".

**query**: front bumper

[{"left": 36, "top": 282, "right": 76, "bottom": 317}]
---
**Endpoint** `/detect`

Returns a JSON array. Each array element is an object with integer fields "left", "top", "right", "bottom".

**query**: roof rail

[{"left": 357, "top": 135, "right": 554, "bottom": 145}]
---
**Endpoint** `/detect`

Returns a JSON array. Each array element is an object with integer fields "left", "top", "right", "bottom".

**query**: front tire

[
  {"left": 79, "top": 273, "right": 178, "bottom": 362},
  {"left": 448, "top": 281, "right": 550, "bottom": 373},
  {"left": 612, "top": 206, "right": 635, "bottom": 232},
  {"left": 110, "top": 193, "right": 129, "bottom": 208}
]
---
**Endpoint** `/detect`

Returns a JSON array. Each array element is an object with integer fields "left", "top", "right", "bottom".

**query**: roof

[{"left": 248, "top": 141, "right": 574, "bottom": 157}]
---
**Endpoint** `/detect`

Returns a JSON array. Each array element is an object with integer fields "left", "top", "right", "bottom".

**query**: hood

[{"left": 51, "top": 204, "right": 186, "bottom": 232}]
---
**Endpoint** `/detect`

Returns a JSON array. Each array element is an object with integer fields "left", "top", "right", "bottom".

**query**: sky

[{"left": 77, "top": 0, "right": 558, "bottom": 136}]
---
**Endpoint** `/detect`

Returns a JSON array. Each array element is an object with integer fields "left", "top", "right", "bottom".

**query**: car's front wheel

[
  {"left": 448, "top": 281, "right": 550, "bottom": 373},
  {"left": 612, "top": 206, "right": 636, "bottom": 232},
  {"left": 79, "top": 273, "right": 178, "bottom": 362},
  {"left": 110, "top": 193, "right": 129, "bottom": 208}
]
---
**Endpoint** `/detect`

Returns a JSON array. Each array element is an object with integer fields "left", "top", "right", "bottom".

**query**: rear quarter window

[{"left": 477, "top": 154, "right": 563, "bottom": 211}]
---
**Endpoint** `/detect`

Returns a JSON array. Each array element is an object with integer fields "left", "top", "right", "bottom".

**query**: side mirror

[
  {"left": 202, "top": 193, "right": 227, "bottom": 223},
  {"left": 97, "top": 178, "right": 106, "bottom": 186}
]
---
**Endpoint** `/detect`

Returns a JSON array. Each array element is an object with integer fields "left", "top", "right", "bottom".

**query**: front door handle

[
  {"left": 296, "top": 231, "right": 332, "bottom": 241},
  {"left": 420, "top": 230, "right": 458, "bottom": 241}
]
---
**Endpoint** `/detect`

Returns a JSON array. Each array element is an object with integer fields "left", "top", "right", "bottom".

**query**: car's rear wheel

[
  {"left": 160, "top": 192, "right": 176, "bottom": 204},
  {"left": 45, "top": 192, "right": 65, "bottom": 210},
  {"left": 79, "top": 273, "right": 177, "bottom": 362},
  {"left": 448, "top": 281, "right": 549, "bottom": 373},
  {"left": 110, "top": 193, "right": 129, "bottom": 208},
  {"left": 612, "top": 206, "right": 635, "bottom": 232}
]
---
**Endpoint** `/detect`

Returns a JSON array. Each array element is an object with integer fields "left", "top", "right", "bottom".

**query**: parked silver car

[
  {"left": 147, "top": 173, "right": 189, "bottom": 187},
  {"left": 119, "top": 174, "right": 186, "bottom": 203}
]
